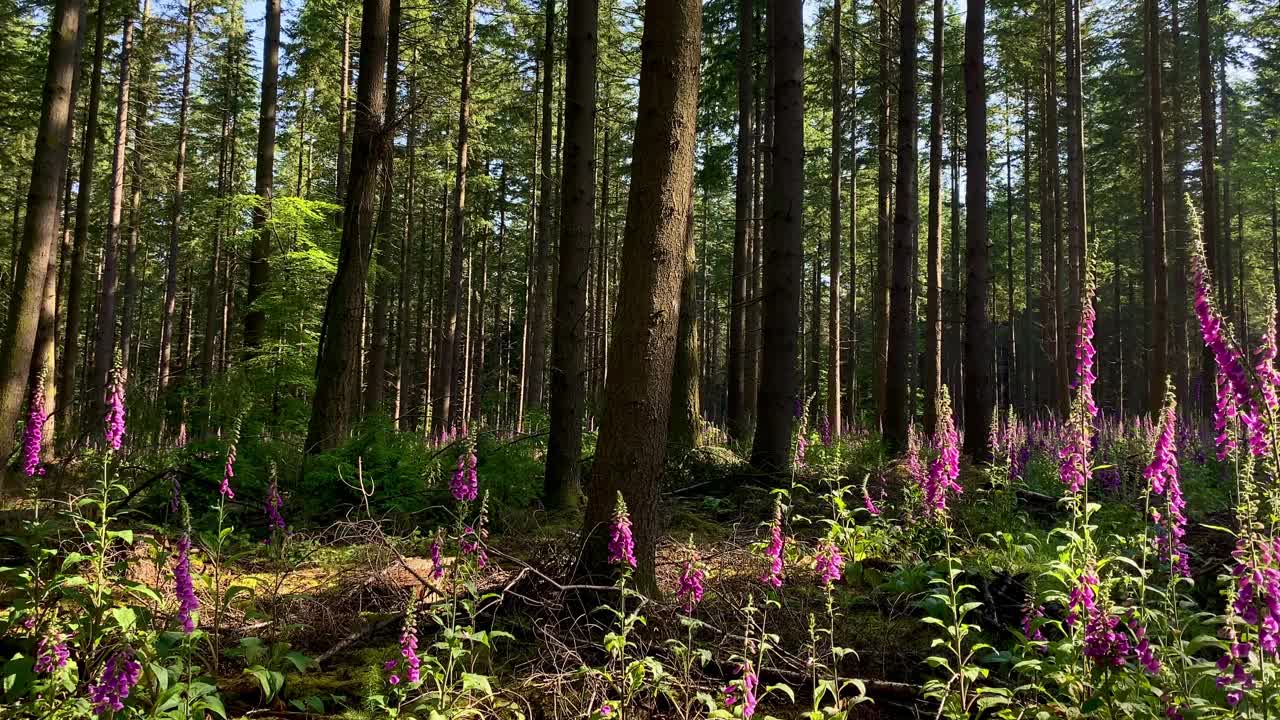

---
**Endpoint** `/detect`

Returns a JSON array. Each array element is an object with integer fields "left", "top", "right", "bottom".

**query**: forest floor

[{"left": 0, "top": 429, "right": 1241, "bottom": 718}]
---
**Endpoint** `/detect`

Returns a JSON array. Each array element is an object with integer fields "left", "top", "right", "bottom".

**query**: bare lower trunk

[
  {"left": 963, "top": 0, "right": 992, "bottom": 461},
  {"left": 244, "top": 0, "right": 281, "bottom": 350}
]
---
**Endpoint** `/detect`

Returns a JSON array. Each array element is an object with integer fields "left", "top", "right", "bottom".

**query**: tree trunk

[
  {"left": 365, "top": 0, "right": 401, "bottom": 415},
  {"left": 58, "top": 2, "right": 102, "bottom": 432},
  {"left": 923, "top": 0, "right": 943, "bottom": 435},
  {"left": 244, "top": 0, "right": 281, "bottom": 350},
  {"left": 336, "top": 9, "right": 351, "bottom": 220},
  {"left": 158, "top": 0, "right": 194, "bottom": 394},
  {"left": 582, "top": 0, "right": 700, "bottom": 594},
  {"left": 545, "top": 0, "right": 597, "bottom": 509},
  {"left": 1147, "top": 0, "right": 1167, "bottom": 411},
  {"left": 1169, "top": 0, "right": 1189, "bottom": 405},
  {"left": 397, "top": 63, "right": 419, "bottom": 429},
  {"left": 90, "top": 3, "right": 134, "bottom": 429},
  {"left": 305, "top": 0, "right": 389, "bottom": 453},
  {"left": 885, "top": 0, "right": 919, "bottom": 450},
  {"left": 963, "top": 0, "right": 992, "bottom": 461},
  {"left": 430, "top": 0, "right": 474, "bottom": 436},
  {"left": 844, "top": 0, "right": 859, "bottom": 425},
  {"left": 1064, "top": 0, "right": 1087, "bottom": 329},
  {"left": 750, "top": 0, "right": 803, "bottom": 472},
  {"left": 727, "top": 0, "right": 753, "bottom": 442},
  {"left": 1196, "top": 0, "right": 1218, "bottom": 404},
  {"left": 120, "top": 0, "right": 150, "bottom": 379},
  {"left": 670, "top": 187, "right": 702, "bottom": 449},
  {"left": 526, "top": 0, "right": 556, "bottom": 413},
  {"left": 827, "top": 0, "right": 842, "bottom": 434},
  {"left": 0, "top": 0, "right": 82, "bottom": 472},
  {"left": 872, "top": 0, "right": 892, "bottom": 428}
]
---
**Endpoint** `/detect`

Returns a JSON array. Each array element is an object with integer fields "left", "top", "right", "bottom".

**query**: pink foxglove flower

[
  {"left": 449, "top": 449, "right": 479, "bottom": 502},
  {"left": 675, "top": 540, "right": 706, "bottom": 613},
  {"left": 814, "top": 539, "right": 844, "bottom": 587},
  {"left": 923, "top": 388, "right": 962, "bottom": 516},
  {"left": 34, "top": 631, "right": 70, "bottom": 673},
  {"left": 761, "top": 499, "right": 785, "bottom": 588},
  {"left": 103, "top": 366, "right": 126, "bottom": 451},
  {"left": 386, "top": 596, "right": 421, "bottom": 684},
  {"left": 1143, "top": 386, "right": 1188, "bottom": 576},
  {"left": 607, "top": 492, "right": 636, "bottom": 569},
  {"left": 265, "top": 468, "right": 286, "bottom": 531},
  {"left": 21, "top": 372, "right": 46, "bottom": 477}
]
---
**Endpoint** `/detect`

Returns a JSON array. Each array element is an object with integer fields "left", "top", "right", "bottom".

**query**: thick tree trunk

[
  {"left": 90, "top": 4, "right": 133, "bottom": 430},
  {"left": 120, "top": 0, "right": 150, "bottom": 379},
  {"left": 244, "top": 0, "right": 281, "bottom": 350},
  {"left": 1147, "top": 0, "right": 1167, "bottom": 411},
  {"left": 1196, "top": 0, "right": 1218, "bottom": 403},
  {"left": 158, "top": 0, "right": 193, "bottom": 394},
  {"left": 336, "top": 10, "right": 351, "bottom": 219},
  {"left": 365, "top": 0, "right": 401, "bottom": 415},
  {"left": 885, "top": 0, "right": 919, "bottom": 451},
  {"left": 58, "top": 3, "right": 103, "bottom": 431},
  {"left": 727, "top": 0, "right": 753, "bottom": 442},
  {"left": 0, "top": 0, "right": 82, "bottom": 471},
  {"left": 872, "top": 0, "right": 892, "bottom": 428},
  {"left": 526, "top": 0, "right": 556, "bottom": 413},
  {"left": 923, "top": 0, "right": 943, "bottom": 435},
  {"left": 750, "top": 0, "right": 803, "bottom": 472},
  {"left": 545, "top": 0, "right": 597, "bottom": 509},
  {"left": 844, "top": 0, "right": 859, "bottom": 425},
  {"left": 430, "top": 0, "right": 474, "bottom": 436},
  {"left": 1169, "top": 0, "right": 1189, "bottom": 405},
  {"left": 397, "top": 65, "right": 419, "bottom": 429},
  {"left": 1064, "top": 0, "right": 1087, "bottom": 329},
  {"left": 962, "top": 0, "right": 992, "bottom": 461},
  {"left": 827, "top": 0, "right": 842, "bottom": 434},
  {"left": 670, "top": 189, "right": 702, "bottom": 449},
  {"left": 305, "top": 0, "right": 389, "bottom": 453},
  {"left": 582, "top": 0, "right": 700, "bottom": 594}
]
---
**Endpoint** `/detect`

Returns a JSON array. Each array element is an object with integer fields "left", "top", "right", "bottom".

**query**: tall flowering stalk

[
  {"left": 607, "top": 492, "right": 636, "bottom": 569},
  {"left": 923, "top": 387, "right": 962, "bottom": 518},
  {"left": 220, "top": 416, "right": 241, "bottom": 500},
  {"left": 761, "top": 498, "right": 785, "bottom": 589},
  {"left": 1059, "top": 275, "right": 1098, "bottom": 495},
  {"left": 174, "top": 497, "right": 199, "bottom": 634},
  {"left": 103, "top": 363, "right": 126, "bottom": 451},
  {"left": 88, "top": 648, "right": 142, "bottom": 715},
  {"left": 264, "top": 463, "right": 286, "bottom": 532},
  {"left": 1214, "top": 367, "right": 1240, "bottom": 460},
  {"left": 386, "top": 594, "right": 421, "bottom": 685},
  {"left": 1143, "top": 381, "right": 1188, "bottom": 577},
  {"left": 675, "top": 539, "right": 706, "bottom": 614},
  {"left": 450, "top": 446, "right": 479, "bottom": 502},
  {"left": 1190, "top": 230, "right": 1267, "bottom": 457},
  {"left": 21, "top": 369, "right": 46, "bottom": 477}
]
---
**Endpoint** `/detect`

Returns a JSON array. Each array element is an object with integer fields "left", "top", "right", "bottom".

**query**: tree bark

[
  {"left": 750, "top": 0, "right": 803, "bottom": 472},
  {"left": 885, "top": 0, "right": 919, "bottom": 450},
  {"left": 305, "top": 0, "right": 389, "bottom": 453},
  {"left": 526, "top": 0, "right": 556, "bottom": 413},
  {"left": 1064, "top": 0, "right": 1087, "bottom": 329},
  {"left": 120, "top": 0, "right": 150, "bottom": 379},
  {"left": 1169, "top": 0, "right": 1190, "bottom": 405},
  {"left": 923, "top": 0, "right": 943, "bottom": 435},
  {"left": 365, "top": 0, "right": 401, "bottom": 415},
  {"left": 90, "top": 3, "right": 134, "bottom": 429},
  {"left": 58, "top": 2, "right": 103, "bottom": 430},
  {"left": 158, "top": 0, "right": 194, "bottom": 394},
  {"left": 336, "top": 9, "right": 351, "bottom": 221},
  {"left": 1196, "top": 0, "right": 1218, "bottom": 403},
  {"left": 872, "top": 0, "right": 892, "bottom": 428},
  {"left": 430, "top": 0, "right": 474, "bottom": 436},
  {"left": 1147, "top": 0, "right": 1167, "bottom": 411},
  {"left": 581, "top": 0, "right": 700, "bottom": 594},
  {"left": 727, "top": 0, "right": 753, "bottom": 442},
  {"left": 244, "top": 0, "right": 281, "bottom": 350},
  {"left": 962, "top": 0, "right": 992, "bottom": 461},
  {"left": 670, "top": 188, "right": 702, "bottom": 449},
  {"left": 0, "top": 0, "right": 82, "bottom": 471},
  {"left": 545, "top": 0, "right": 598, "bottom": 509},
  {"left": 827, "top": 0, "right": 842, "bottom": 435}
]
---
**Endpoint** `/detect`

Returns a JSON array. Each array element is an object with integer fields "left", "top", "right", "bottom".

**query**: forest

[{"left": 0, "top": 0, "right": 1279, "bottom": 713}]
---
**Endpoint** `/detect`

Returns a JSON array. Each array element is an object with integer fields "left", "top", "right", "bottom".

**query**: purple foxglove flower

[
  {"left": 814, "top": 539, "right": 844, "bottom": 587},
  {"left": 103, "top": 367, "right": 127, "bottom": 451},
  {"left": 220, "top": 442, "right": 237, "bottom": 500},
  {"left": 174, "top": 534, "right": 199, "bottom": 633},
  {"left": 34, "top": 631, "right": 70, "bottom": 673},
  {"left": 88, "top": 648, "right": 142, "bottom": 715},
  {"left": 761, "top": 500, "right": 785, "bottom": 588},
  {"left": 21, "top": 373, "right": 46, "bottom": 477},
  {"left": 607, "top": 492, "right": 636, "bottom": 569},
  {"left": 1143, "top": 390, "right": 1188, "bottom": 576},
  {"left": 923, "top": 388, "right": 962, "bottom": 516},
  {"left": 265, "top": 470, "right": 286, "bottom": 532},
  {"left": 449, "top": 450, "right": 479, "bottom": 502},
  {"left": 676, "top": 559, "right": 706, "bottom": 613}
]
